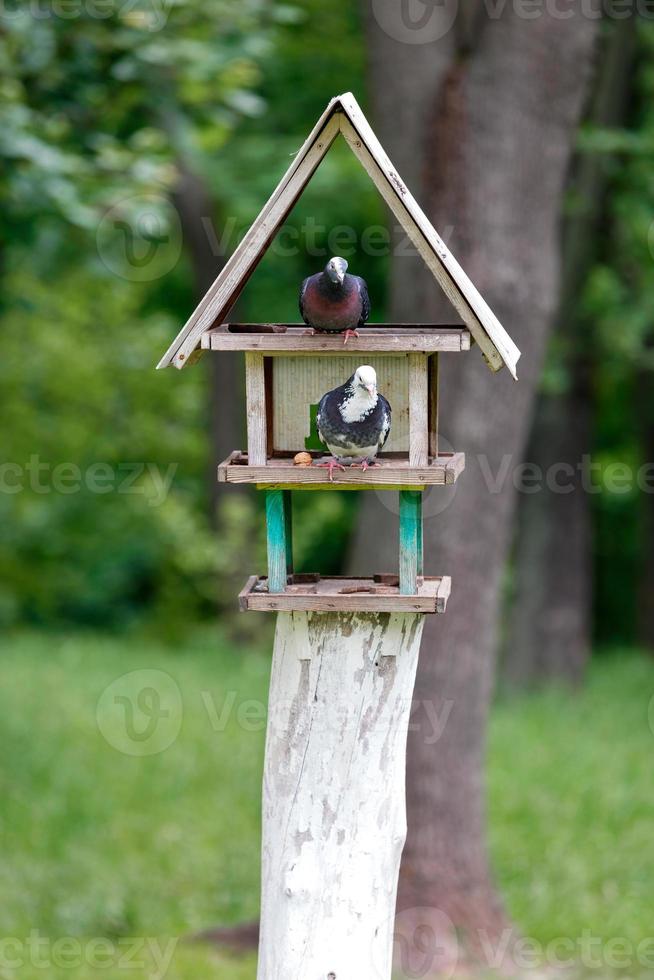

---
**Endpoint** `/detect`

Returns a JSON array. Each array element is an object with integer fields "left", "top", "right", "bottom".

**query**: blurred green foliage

[
  {"left": 0, "top": 0, "right": 375, "bottom": 628},
  {"left": 3, "top": 3, "right": 654, "bottom": 637},
  {"left": 578, "top": 22, "right": 654, "bottom": 644}
]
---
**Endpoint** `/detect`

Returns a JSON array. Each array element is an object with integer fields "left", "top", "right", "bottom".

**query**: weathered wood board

[
  {"left": 218, "top": 450, "right": 466, "bottom": 488},
  {"left": 201, "top": 323, "right": 472, "bottom": 354},
  {"left": 245, "top": 351, "right": 268, "bottom": 465},
  {"left": 239, "top": 575, "right": 450, "bottom": 613}
]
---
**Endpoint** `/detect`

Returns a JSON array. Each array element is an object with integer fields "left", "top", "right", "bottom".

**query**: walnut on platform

[
  {"left": 218, "top": 450, "right": 465, "bottom": 489},
  {"left": 201, "top": 323, "right": 471, "bottom": 354},
  {"left": 239, "top": 573, "right": 451, "bottom": 613}
]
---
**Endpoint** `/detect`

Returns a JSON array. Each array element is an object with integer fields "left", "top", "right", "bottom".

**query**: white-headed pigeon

[
  {"left": 316, "top": 365, "right": 391, "bottom": 480},
  {"left": 299, "top": 256, "right": 370, "bottom": 343}
]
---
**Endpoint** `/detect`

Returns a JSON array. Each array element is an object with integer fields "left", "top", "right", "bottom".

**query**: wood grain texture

[
  {"left": 283, "top": 490, "right": 293, "bottom": 577},
  {"left": 257, "top": 611, "right": 425, "bottom": 977},
  {"left": 265, "top": 490, "right": 289, "bottom": 593},
  {"left": 399, "top": 490, "right": 423, "bottom": 596},
  {"left": 201, "top": 324, "right": 471, "bottom": 354},
  {"left": 337, "top": 101, "right": 520, "bottom": 378},
  {"left": 339, "top": 118, "right": 503, "bottom": 374},
  {"left": 239, "top": 576, "right": 450, "bottom": 613},
  {"left": 245, "top": 352, "right": 268, "bottom": 466},
  {"left": 417, "top": 495, "right": 424, "bottom": 578},
  {"left": 158, "top": 112, "right": 341, "bottom": 369},
  {"left": 217, "top": 451, "right": 466, "bottom": 488},
  {"left": 428, "top": 352, "right": 440, "bottom": 459},
  {"left": 408, "top": 353, "right": 428, "bottom": 467},
  {"left": 157, "top": 91, "right": 519, "bottom": 376}
]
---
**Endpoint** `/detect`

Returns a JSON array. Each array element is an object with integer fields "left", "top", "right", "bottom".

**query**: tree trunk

[
  {"left": 257, "top": 611, "right": 425, "bottom": 979},
  {"left": 504, "top": 18, "right": 635, "bottom": 688},
  {"left": 503, "top": 378, "right": 593, "bottom": 689},
  {"left": 172, "top": 163, "right": 243, "bottom": 519},
  {"left": 356, "top": 0, "right": 598, "bottom": 962}
]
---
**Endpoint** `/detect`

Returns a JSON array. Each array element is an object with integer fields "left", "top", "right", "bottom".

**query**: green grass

[
  {"left": 0, "top": 630, "right": 267, "bottom": 979},
  {"left": 0, "top": 633, "right": 652, "bottom": 978},
  {"left": 490, "top": 654, "right": 654, "bottom": 970}
]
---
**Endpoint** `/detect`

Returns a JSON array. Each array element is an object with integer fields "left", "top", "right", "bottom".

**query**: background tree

[
  {"left": 354, "top": 0, "right": 599, "bottom": 959},
  {"left": 577, "top": 21, "right": 654, "bottom": 653},
  {"left": 503, "top": 17, "right": 636, "bottom": 689}
]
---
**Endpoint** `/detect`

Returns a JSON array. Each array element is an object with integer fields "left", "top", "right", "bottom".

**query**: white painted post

[{"left": 257, "top": 610, "right": 425, "bottom": 980}]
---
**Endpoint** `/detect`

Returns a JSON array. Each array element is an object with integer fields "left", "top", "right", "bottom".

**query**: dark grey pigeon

[
  {"left": 315, "top": 365, "right": 391, "bottom": 481},
  {"left": 299, "top": 256, "right": 370, "bottom": 343}
]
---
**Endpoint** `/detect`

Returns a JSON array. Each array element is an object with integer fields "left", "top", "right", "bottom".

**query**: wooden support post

[
  {"left": 416, "top": 492, "right": 424, "bottom": 578},
  {"left": 283, "top": 490, "right": 293, "bottom": 578},
  {"left": 408, "top": 353, "right": 429, "bottom": 467},
  {"left": 265, "top": 490, "right": 291, "bottom": 593},
  {"left": 428, "top": 351, "right": 440, "bottom": 459},
  {"left": 257, "top": 610, "right": 425, "bottom": 980},
  {"left": 399, "top": 490, "right": 423, "bottom": 595},
  {"left": 246, "top": 351, "right": 268, "bottom": 466}
]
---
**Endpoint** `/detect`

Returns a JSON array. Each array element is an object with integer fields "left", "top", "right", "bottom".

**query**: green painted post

[
  {"left": 416, "top": 491, "right": 424, "bottom": 578},
  {"left": 283, "top": 490, "right": 293, "bottom": 578},
  {"left": 266, "top": 489, "right": 290, "bottom": 593},
  {"left": 399, "top": 490, "right": 423, "bottom": 595}
]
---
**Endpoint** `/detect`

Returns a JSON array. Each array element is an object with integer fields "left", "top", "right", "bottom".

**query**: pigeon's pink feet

[
  {"left": 316, "top": 458, "right": 347, "bottom": 482},
  {"left": 343, "top": 329, "right": 359, "bottom": 345},
  {"left": 351, "top": 459, "right": 378, "bottom": 473}
]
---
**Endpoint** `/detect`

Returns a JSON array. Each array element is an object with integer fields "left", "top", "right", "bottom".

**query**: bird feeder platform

[
  {"left": 214, "top": 335, "right": 451, "bottom": 471},
  {"left": 201, "top": 322, "right": 471, "bottom": 355},
  {"left": 218, "top": 450, "right": 465, "bottom": 489},
  {"left": 239, "top": 573, "right": 451, "bottom": 613}
]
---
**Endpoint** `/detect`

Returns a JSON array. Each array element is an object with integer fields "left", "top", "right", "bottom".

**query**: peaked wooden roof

[{"left": 157, "top": 92, "right": 520, "bottom": 379}]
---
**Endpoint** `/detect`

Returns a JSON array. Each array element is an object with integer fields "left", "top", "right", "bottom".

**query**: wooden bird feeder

[{"left": 157, "top": 93, "right": 519, "bottom": 979}]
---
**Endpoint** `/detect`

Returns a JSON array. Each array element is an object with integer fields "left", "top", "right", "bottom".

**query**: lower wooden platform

[
  {"left": 218, "top": 451, "right": 465, "bottom": 489},
  {"left": 239, "top": 574, "right": 451, "bottom": 613}
]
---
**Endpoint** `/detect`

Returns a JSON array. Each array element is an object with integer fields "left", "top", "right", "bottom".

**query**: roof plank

[{"left": 157, "top": 110, "right": 341, "bottom": 369}]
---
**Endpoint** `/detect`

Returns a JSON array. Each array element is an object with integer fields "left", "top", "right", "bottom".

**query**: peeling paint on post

[{"left": 256, "top": 610, "right": 425, "bottom": 979}]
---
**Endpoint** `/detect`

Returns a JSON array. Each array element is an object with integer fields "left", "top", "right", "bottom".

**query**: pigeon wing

[
  {"left": 299, "top": 277, "right": 311, "bottom": 326},
  {"left": 356, "top": 277, "right": 371, "bottom": 327},
  {"left": 378, "top": 395, "right": 392, "bottom": 450}
]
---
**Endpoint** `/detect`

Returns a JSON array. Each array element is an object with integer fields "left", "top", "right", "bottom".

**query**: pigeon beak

[
  {"left": 337, "top": 271, "right": 345, "bottom": 284},
  {"left": 365, "top": 384, "right": 375, "bottom": 396}
]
